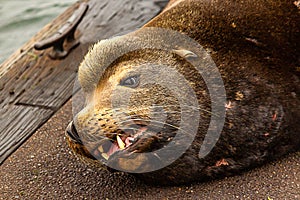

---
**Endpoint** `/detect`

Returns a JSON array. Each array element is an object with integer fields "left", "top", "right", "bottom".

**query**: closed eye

[{"left": 120, "top": 75, "right": 140, "bottom": 88}]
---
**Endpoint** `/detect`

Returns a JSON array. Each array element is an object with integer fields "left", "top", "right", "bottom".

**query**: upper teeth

[{"left": 116, "top": 135, "right": 125, "bottom": 149}]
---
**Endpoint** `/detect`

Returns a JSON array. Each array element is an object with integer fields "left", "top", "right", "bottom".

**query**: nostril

[{"left": 66, "top": 121, "right": 83, "bottom": 145}]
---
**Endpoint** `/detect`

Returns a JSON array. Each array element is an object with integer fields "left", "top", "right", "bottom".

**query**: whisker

[
  {"left": 108, "top": 104, "right": 216, "bottom": 117},
  {"left": 119, "top": 118, "right": 194, "bottom": 136},
  {"left": 111, "top": 109, "right": 214, "bottom": 124},
  {"left": 148, "top": 104, "right": 217, "bottom": 116}
]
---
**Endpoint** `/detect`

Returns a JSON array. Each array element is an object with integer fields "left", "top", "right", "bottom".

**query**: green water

[{"left": 0, "top": 0, "right": 77, "bottom": 63}]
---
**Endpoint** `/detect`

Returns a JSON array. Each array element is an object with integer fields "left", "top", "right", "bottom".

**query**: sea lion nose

[{"left": 65, "top": 121, "right": 83, "bottom": 145}]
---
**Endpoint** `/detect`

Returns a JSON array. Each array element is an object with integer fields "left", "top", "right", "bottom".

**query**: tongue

[{"left": 107, "top": 143, "right": 119, "bottom": 156}]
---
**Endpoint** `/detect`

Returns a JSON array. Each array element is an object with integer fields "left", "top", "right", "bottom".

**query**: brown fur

[{"left": 66, "top": 0, "right": 300, "bottom": 185}]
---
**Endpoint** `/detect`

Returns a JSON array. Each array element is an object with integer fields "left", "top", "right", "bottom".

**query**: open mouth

[
  {"left": 66, "top": 121, "right": 153, "bottom": 162},
  {"left": 93, "top": 125, "right": 151, "bottom": 161}
]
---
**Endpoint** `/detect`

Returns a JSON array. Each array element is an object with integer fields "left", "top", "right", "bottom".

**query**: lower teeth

[
  {"left": 101, "top": 153, "right": 109, "bottom": 160},
  {"left": 98, "top": 145, "right": 104, "bottom": 153},
  {"left": 97, "top": 135, "right": 136, "bottom": 160}
]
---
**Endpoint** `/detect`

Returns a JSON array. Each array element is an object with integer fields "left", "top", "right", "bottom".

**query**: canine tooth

[
  {"left": 116, "top": 135, "right": 125, "bottom": 149},
  {"left": 98, "top": 145, "right": 104, "bottom": 153},
  {"left": 101, "top": 153, "right": 109, "bottom": 160}
]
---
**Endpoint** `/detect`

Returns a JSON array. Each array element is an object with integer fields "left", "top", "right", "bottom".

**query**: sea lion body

[{"left": 66, "top": 0, "right": 300, "bottom": 185}]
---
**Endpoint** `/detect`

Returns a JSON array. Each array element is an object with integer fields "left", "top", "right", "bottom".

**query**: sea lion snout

[{"left": 66, "top": 102, "right": 177, "bottom": 171}]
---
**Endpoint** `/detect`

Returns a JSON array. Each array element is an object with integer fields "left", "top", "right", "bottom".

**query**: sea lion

[{"left": 65, "top": 0, "right": 300, "bottom": 185}]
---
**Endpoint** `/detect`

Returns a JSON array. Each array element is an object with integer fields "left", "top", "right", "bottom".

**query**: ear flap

[{"left": 172, "top": 49, "right": 198, "bottom": 60}]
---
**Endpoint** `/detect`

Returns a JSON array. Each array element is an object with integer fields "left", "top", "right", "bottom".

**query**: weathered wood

[
  {"left": 0, "top": 106, "right": 53, "bottom": 156},
  {"left": 0, "top": 0, "right": 166, "bottom": 164}
]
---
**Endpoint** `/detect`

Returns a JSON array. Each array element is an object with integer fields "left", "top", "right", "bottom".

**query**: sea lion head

[{"left": 65, "top": 28, "right": 226, "bottom": 184}]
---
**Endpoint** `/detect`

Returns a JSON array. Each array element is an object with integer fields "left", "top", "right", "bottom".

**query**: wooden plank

[
  {"left": 0, "top": 0, "right": 166, "bottom": 164},
  {"left": 0, "top": 106, "right": 53, "bottom": 158}
]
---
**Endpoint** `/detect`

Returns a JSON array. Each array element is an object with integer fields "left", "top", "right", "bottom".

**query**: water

[{"left": 0, "top": 0, "right": 77, "bottom": 64}]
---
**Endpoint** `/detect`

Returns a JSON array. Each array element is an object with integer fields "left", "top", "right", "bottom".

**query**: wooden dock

[{"left": 0, "top": 0, "right": 166, "bottom": 164}]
